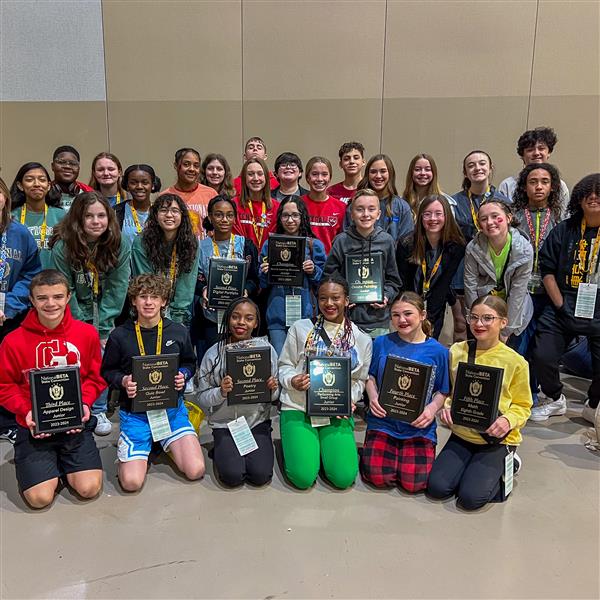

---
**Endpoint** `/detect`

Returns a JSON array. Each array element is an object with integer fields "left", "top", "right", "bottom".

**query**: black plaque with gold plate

[
  {"left": 30, "top": 366, "right": 84, "bottom": 434},
  {"left": 345, "top": 253, "right": 384, "bottom": 304},
  {"left": 306, "top": 355, "right": 351, "bottom": 416},
  {"left": 267, "top": 234, "right": 306, "bottom": 287},
  {"left": 131, "top": 353, "right": 179, "bottom": 412},
  {"left": 226, "top": 346, "right": 271, "bottom": 405},
  {"left": 207, "top": 257, "right": 247, "bottom": 310}
]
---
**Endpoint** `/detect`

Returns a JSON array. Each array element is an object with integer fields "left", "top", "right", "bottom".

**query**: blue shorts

[{"left": 118, "top": 401, "right": 196, "bottom": 462}]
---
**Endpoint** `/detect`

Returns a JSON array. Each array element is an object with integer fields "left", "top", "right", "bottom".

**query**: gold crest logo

[
  {"left": 323, "top": 371, "right": 335, "bottom": 387},
  {"left": 222, "top": 273, "right": 232, "bottom": 286},
  {"left": 149, "top": 370, "right": 163, "bottom": 385},
  {"left": 469, "top": 380, "right": 483, "bottom": 397},
  {"left": 280, "top": 248, "right": 291, "bottom": 262},
  {"left": 358, "top": 266, "right": 370, "bottom": 278},
  {"left": 243, "top": 363, "right": 256, "bottom": 378},
  {"left": 49, "top": 384, "right": 64, "bottom": 400},
  {"left": 398, "top": 375, "right": 411, "bottom": 391}
]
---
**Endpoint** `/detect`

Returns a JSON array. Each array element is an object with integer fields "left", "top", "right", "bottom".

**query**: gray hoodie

[
  {"left": 464, "top": 227, "right": 534, "bottom": 336},
  {"left": 324, "top": 224, "right": 401, "bottom": 333}
]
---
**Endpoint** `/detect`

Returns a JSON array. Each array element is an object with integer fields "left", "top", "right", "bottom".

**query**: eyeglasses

[
  {"left": 280, "top": 163, "right": 299, "bottom": 170},
  {"left": 158, "top": 207, "right": 182, "bottom": 216},
  {"left": 465, "top": 313, "right": 503, "bottom": 326},
  {"left": 281, "top": 212, "right": 301, "bottom": 221},
  {"left": 212, "top": 212, "right": 235, "bottom": 221},
  {"left": 54, "top": 159, "right": 79, "bottom": 167},
  {"left": 422, "top": 211, "right": 444, "bottom": 220}
]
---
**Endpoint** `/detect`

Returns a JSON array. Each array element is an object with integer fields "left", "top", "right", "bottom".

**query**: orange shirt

[{"left": 163, "top": 183, "right": 217, "bottom": 239}]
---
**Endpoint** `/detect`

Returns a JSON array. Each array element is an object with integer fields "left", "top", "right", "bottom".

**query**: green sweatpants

[{"left": 279, "top": 409, "right": 358, "bottom": 490}]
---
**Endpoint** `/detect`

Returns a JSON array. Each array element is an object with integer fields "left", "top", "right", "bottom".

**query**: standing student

[
  {"left": 531, "top": 174, "right": 600, "bottom": 423},
  {"left": 162, "top": 148, "right": 217, "bottom": 240},
  {"left": 50, "top": 191, "right": 131, "bottom": 435},
  {"left": 88, "top": 152, "right": 127, "bottom": 207},
  {"left": 233, "top": 137, "right": 279, "bottom": 195},
  {"left": 195, "top": 195, "right": 259, "bottom": 356},
  {"left": 361, "top": 292, "right": 450, "bottom": 493},
  {"left": 131, "top": 193, "right": 199, "bottom": 326},
  {"left": 0, "top": 270, "right": 105, "bottom": 508},
  {"left": 115, "top": 164, "right": 161, "bottom": 248},
  {"left": 327, "top": 141, "right": 366, "bottom": 205},
  {"left": 427, "top": 295, "right": 531, "bottom": 510},
  {"left": 0, "top": 177, "right": 41, "bottom": 443},
  {"left": 278, "top": 274, "right": 372, "bottom": 489},
  {"left": 498, "top": 126, "right": 570, "bottom": 210},
  {"left": 101, "top": 274, "right": 205, "bottom": 492},
  {"left": 396, "top": 195, "right": 466, "bottom": 338},
  {"left": 200, "top": 153, "right": 236, "bottom": 199},
  {"left": 325, "top": 189, "right": 402, "bottom": 337},
  {"left": 233, "top": 158, "right": 279, "bottom": 251},
  {"left": 464, "top": 198, "right": 533, "bottom": 344},
  {"left": 401, "top": 153, "right": 456, "bottom": 219},
  {"left": 10, "top": 163, "right": 65, "bottom": 268},
  {"left": 353, "top": 154, "right": 413, "bottom": 244},
  {"left": 271, "top": 152, "right": 309, "bottom": 202},
  {"left": 301, "top": 156, "right": 347, "bottom": 254},
  {"left": 197, "top": 298, "right": 278, "bottom": 487},
  {"left": 259, "top": 196, "right": 326, "bottom": 355},
  {"left": 50, "top": 145, "right": 93, "bottom": 211}
]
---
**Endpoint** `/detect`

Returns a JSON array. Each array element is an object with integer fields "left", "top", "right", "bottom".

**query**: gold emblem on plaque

[
  {"left": 469, "top": 380, "right": 482, "bottom": 397},
  {"left": 149, "top": 370, "right": 163, "bottom": 385},
  {"left": 358, "top": 266, "right": 370, "bottom": 278},
  {"left": 398, "top": 375, "right": 411, "bottom": 391},
  {"left": 49, "top": 384, "right": 64, "bottom": 400},
  {"left": 323, "top": 371, "right": 335, "bottom": 387},
  {"left": 243, "top": 363, "right": 256, "bottom": 378},
  {"left": 222, "top": 273, "right": 232, "bottom": 285},
  {"left": 281, "top": 248, "right": 291, "bottom": 261}
]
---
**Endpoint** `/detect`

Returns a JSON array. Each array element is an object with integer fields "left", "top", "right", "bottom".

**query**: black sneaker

[{"left": 0, "top": 428, "right": 17, "bottom": 444}]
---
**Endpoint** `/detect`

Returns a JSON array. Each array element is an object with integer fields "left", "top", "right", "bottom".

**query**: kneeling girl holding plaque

[
  {"left": 427, "top": 295, "right": 531, "bottom": 510},
  {"left": 196, "top": 298, "right": 279, "bottom": 487},
  {"left": 101, "top": 275, "right": 205, "bottom": 492},
  {"left": 278, "top": 274, "right": 372, "bottom": 490},
  {"left": 360, "top": 292, "right": 450, "bottom": 493}
]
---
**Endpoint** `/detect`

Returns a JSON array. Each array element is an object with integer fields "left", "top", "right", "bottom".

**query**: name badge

[
  {"left": 217, "top": 310, "right": 225, "bottom": 329},
  {"left": 227, "top": 416, "right": 258, "bottom": 456},
  {"left": 574, "top": 283, "right": 598, "bottom": 319},
  {"left": 147, "top": 408, "right": 172, "bottom": 442},
  {"left": 503, "top": 451, "right": 514, "bottom": 496},
  {"left": 285, "top": 295, "right": 302, "bottom": 327}
]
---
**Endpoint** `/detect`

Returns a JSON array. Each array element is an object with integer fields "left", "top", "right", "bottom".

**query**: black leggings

[
  {"left": 427, "top": 434, "right": 514, "bottom": 510},
  {"left": 212, "top": 420, "right": 274, "bottom": 487}
]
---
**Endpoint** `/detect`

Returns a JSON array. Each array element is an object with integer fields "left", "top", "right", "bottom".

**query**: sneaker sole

[
  {"left": 528, "top": 407, "right": 567, "bottom": 422},
  {"left": 94, "top": 428, "right": 112, "bottom": 436}
]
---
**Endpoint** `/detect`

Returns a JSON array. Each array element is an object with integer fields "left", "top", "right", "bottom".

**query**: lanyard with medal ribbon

[
  {"left": 248, "top": 201, "right": 267, "bottom": 247},
  {"left": 134, "top": 319, "right": 163, "bottom": 356},
  {"left": 421, "top": 251, "right": 443, "bottom": 296},
  {"left": 114, "top": 191, "right": 122, "bottom": 205},
  {"left": 86, "top": 262, "right": 100, "bottom": 328},
  {"left": 20, "top": 204, "right": 48, "bottom": 250},
  {"left": 130, "top": 204, "right": 143, "bottom": 233},
  {"left": 212, "top": 234, "right": 236, "bottom": 258},
  {"left": 467, "top": 186, "right": 490, "bottom": 232},
  {"left": 525, "top": 208, "right": 552, "bottom": 274}
]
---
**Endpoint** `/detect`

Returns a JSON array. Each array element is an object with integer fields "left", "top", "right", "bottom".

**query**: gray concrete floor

[{"left": 1, "top": 370, "right": 598, "bottom": 600}]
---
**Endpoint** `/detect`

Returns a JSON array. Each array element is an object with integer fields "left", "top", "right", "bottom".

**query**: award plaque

[
  {"left": 30, "top": 366, "right": 83, "bottom": 434},
  {"left": 306, "top": 356, "right": 351, "bottom": 417},
  {"left": 451, "top": 362, "right": 504, "bottom": 431},
  {"left": 378, "top": 356, "right": 434, "bottom": 423},
  {"left": 345, "top": 253, "right": 384, "bottom": 304},
  {"left": 207, "top": 257, "right": 247, "bottom": 310},
  {"left": 226, "top": 346, "right": 272, "bottom": 405},
  {"left": 131, "top": 353, "right": 179, "bottom": 412},
  {"left": 267, "top": 234, "right": 306, "bottom": 287}
]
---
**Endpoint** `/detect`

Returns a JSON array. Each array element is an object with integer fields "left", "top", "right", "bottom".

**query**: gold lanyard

[
  {"left": 134, "top": 319, "right": 162, "bottom": 355},
  {"left": 87, "top": 262, "right": 99, "bottom": 298},
  {"left": 114, "top": 191, "right": 122, "bottom": 205},
  {"left": 467, "top": 186, "right": 490, "bottom": 232},
  {"left": 130, "top": 204, "right": 142, "bottom": 233},
  {"left": 578, "top": 219, "right": 600, "bottom": 275},
  {"left": 168, "top": 245, "right": 177, "bottom": 283},
  {"left": 525, "top": 208, "right": 552, "bottom": 272},
  {"left": 248, "top": 201, "right": 267, "bottom": 247},
  {"left": 21, "top": 204, "right": 48, "bottom": 249},
  {"left": 211, "top": 234, "right": 235, "bottom": 258},
  {"left": 421, "top": 251, "right": 443, "bottom": 294}
]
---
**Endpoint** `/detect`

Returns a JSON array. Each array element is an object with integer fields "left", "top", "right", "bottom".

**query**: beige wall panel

[
  {"left": 384, "top": 1, "right": 537, "bottom": 98},
  {"left": 241, "top": 99, "right": 382, "bottom": 181},
  {"left": 527, "top": 96, "right": 600, "bottom": 189},
  {"left": 0, "top": 102, "right": 108, "bottom": 182},
  {"left": 107, "top": 100, "right": 242, "bottom": 187},
  {"left": 242, "top": 0, "right": 386, "bottom": 100},
  {"left": 381, "top": 96, "right": 530, "bottom": 193},
  {"left": 102, "top": 0, "right": 242, "bottom": 102},
  {"left": 531, "top": 1, "right": 599, "bottom": 97}
]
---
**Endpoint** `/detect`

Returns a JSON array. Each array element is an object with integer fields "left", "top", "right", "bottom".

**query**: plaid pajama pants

[{"left": 360, "top": 429, "right": 435, "bottom": 493}]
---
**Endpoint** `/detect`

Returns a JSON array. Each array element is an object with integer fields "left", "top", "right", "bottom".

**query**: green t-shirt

[{"left": 489, "top": 232, "right": 512, "bottom": 300}]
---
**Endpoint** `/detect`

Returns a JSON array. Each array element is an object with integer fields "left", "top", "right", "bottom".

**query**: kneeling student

[
  {"left": 0, "top": 269, "right": 105, "bottom": 509},
  {"left": 101, "top": 275, "right": 205, "bottom": 492}
]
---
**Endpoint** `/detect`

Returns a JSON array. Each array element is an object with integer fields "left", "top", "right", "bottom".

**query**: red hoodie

[{"left": 0, "top": 306, "right": 106, "bottom": 427}]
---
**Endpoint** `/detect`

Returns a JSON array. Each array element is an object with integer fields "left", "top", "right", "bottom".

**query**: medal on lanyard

[
  {"left": 525, "top": 208, "right": 551, "bottom": 292},
  {"left": 21, "top": 204, "right": 48, "bottom": 250}
]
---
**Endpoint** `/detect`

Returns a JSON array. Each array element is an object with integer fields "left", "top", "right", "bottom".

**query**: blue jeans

[
  {"left": 268, "top": 328, "right": 288, "bottom": 357},
  {"left": 92, "top": 347, "right": 108, "bottom": 415}
]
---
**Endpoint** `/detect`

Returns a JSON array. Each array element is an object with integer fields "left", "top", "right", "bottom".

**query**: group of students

[{"left": 0, "top": 126, "right": 597, "bottom": 512}]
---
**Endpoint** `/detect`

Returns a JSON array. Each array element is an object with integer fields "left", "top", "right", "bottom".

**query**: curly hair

[
  {"left": 338, "top": 142, "right": 365, "bottom": 160},
  {"left": 200, "top": 153, "right": 235, "bottom": 198},
  {"left": 50, "top": 191, "right": 122, "bottom": 272},
  {"left": 512, "top": 163, "right": 562, "bottom": 222},
  {"left": 275, "top": 196, "right": 315, "bottom": 238},
  {"left": 10, "top": 162, "right": 61, "bottom": 209},
  {"left": 127, "top": 274, "right": 172, "bottom": 318},
  {"left": 517, "top": 127, "right": 557, "bottom": 157},
  {"left": 567, "top": 173, "right": 600, "bottom": 219},
  {"left": 391, "top": 291, "right": 433, "bottom": 337},
  {"left": 141, "top": 193, "right": 197, "bottom": 274},
  {"left": 357, "top": 154, "right": 398, "bottom": 217}
]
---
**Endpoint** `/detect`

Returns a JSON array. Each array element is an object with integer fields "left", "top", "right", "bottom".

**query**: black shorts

[{"left": 14, "top": 417, "right": 103, "bottom": 492}]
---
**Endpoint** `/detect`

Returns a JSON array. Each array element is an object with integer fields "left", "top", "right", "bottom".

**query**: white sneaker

[
  {"left": 94, "top": 412, "right": 112, "bottom": 436},
  {"left": 529, "top": 394, "right": 567, "bottom": 422},
  {"left": 582, "top": 399, "right": 598, "bottom": 425},
  {"left": 513, "top": 451, "right": 522, "bottom": 475}
]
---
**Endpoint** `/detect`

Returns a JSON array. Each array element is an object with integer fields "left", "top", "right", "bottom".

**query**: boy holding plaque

[
  {"left": 101, "top": 275, "right": 204, "bottom": 492},
  {"left": 324, "top": 189, "right": 401, "bottom": 338},
  {"left": 361, "top": 293, "right": 450, "bottom": 493},
  {"left": 427, "top": 295, "right": 531, "bottom": 511},
  {"left": 278, "top": 274, "right": 372, "bottom": 490},
  {"left": 0, "top": 270, "right": 105, "bottom": 508},
  {"left": 197, "top": 298, "right": 279, "bottom": 487}
]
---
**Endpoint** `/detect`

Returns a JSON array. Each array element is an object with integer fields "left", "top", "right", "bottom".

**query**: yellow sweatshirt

[{"left": 445, "top": 341, "right": 531, "bottom": 445}]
